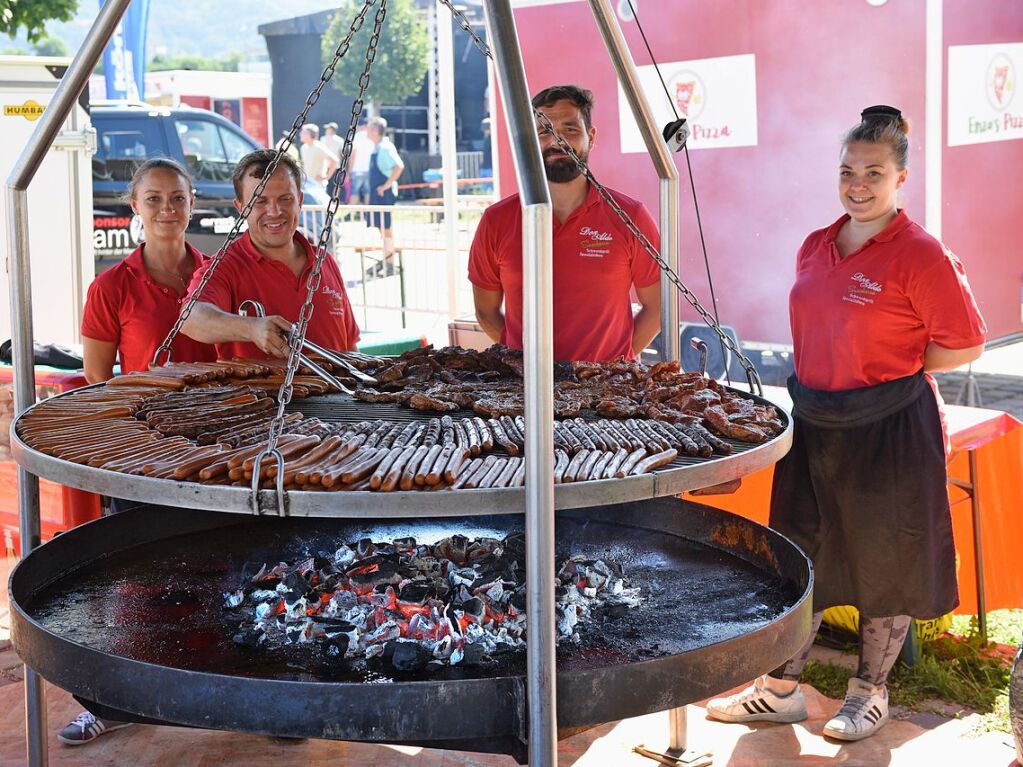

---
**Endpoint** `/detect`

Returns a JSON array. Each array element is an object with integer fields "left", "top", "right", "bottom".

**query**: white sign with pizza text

[
  {"left": 948, "top": 43, "right": 1023, "bottom": 146},
  {"left": 618, "top": 53, "right": 758, "bottom": 153}
]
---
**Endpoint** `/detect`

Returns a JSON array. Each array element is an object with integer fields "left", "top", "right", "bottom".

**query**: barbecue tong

[{"left": 237, "top": 300, "right": 375, "bottom": 394}]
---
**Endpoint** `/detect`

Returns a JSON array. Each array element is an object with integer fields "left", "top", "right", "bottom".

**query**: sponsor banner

[
  {"left": 948, "top": 42, "right": 1023, "bottom": 146},
  {"left": 242, "top": 98, "right": 270, "bottom": 147},
  {"left": 618, "top": 53, "right": 758, "bottom": 153},
  {"left": 100, "top": 0, "right": 151, "bottom": 101},
  {"left": 93, "top": 215, "right": 139, "bottom": 259}
]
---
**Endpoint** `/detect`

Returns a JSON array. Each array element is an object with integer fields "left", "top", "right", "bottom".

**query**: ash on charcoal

[{"left": 225, "top": 533, "right": 642, "bottom": 673}]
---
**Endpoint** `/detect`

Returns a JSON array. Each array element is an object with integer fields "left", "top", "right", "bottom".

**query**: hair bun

[{"left": 861, "top": 104, "right": 910, "bottom": 136}]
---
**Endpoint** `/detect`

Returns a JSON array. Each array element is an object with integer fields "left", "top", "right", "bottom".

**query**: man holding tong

[{"left": 181, "top": 149, "right": 360, "bottom": 358}]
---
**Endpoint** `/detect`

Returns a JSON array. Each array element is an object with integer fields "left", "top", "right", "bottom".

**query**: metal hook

[
  {"left": 690, "top": 337, "right": 709, "bottom": 377},
  {"left": 151, "top": 344, "right": 173, "bottom": 367},
  {"left": 250, "top": 447, "right": 287, "bottom": 517}
]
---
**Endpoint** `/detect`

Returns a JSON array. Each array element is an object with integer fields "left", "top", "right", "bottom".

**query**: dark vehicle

[{"left": 91, "top": 103, "right": 328, "bottom": 269}]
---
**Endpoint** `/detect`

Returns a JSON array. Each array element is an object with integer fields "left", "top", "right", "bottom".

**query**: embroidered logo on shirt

[
  {"left": 843, "top": 272, "right": 883, "bottom": 306},
  {"left": 579, "top": 226, "right": 612, "bottom": 258},
  {"left": 321, "top": 285, "right": 347, "bottom": 315}
]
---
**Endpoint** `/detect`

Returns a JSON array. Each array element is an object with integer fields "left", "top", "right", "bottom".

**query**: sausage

[
  {"left": 171, "top": 446, "right": 234, "bottom": 481},
  {"left": 574, "top": 419, "right": 607, "bottom": 451},
  {"left": 378, "top": 445, "right": 418, "bottom": 492},
  {"left": 461, "top": 418, "right": 481, "bottom": 456},
  {"left": 477, "top": 457, "right": 508, "bottom": 489},
  {"left": 453, "top": 419, "right": 471, "bottom": 452},
  {"left": 679, "top": 424, "right": 714, "bottom": 457},
  {"left": 440, "top": 415, "right": 456, "bottom": 446},
  {"left": 589, "top": 450, "right": 614, "bottom": 481},
  {"left": 577, "top": 450, "right": 601, "bottom": 482},
  {"left": 415, "top": 443, "right": 443, "bottom": 486},
  {"left": 451, "top": 457, "right": 484, "bottom": 489},
  {"left": 443, "top": 447, "right": 471, "bottom": 484},
  {"left": 472, "top": 417, "right": 494, "bottom": 452},
  {"left": 605, "top": 420, "right": 641, "bottom": 452},
  {"left": 294, "top": 437, "right": 364, "bottom": 485},
  {"left": 242, "top": 435, "right": 320, "bottom": 472},
  {"left": 602, "top": 447, "right": 630, "bottom": 479},
  {"left": 422, "top": 419, "right": 441, "bottom": 448},
  {"left": 461, "top": 455, "right": 497, "bottom": 489},
  {"left": 615, "top": 448, "right": 648, "bottom": 478},
  {"left": 511, "top": 460, "right": 526, "bottom": 487},
  {"left": 555, "top": 422, "right": 582, "bottom": 454},
  {"left": 399, "top": 445, "right": 431, "bottom": 491},
  {"left": 689, "top": 422, "right": 732, "bottom": 455},
  {"left": 106, "top": 375, "right": 186, "bottom": 389},
  {"left": 562, "top": 449, "right": 590, "bottom": 483},
  {"left": 630, "top": 448, "right": 678, "bottom": 475},
  {"left": 370, "top": 446, "right": 405, "bottom": 490},
  {"left": 553, "top": 449, "right": 570, "bottom": 483},
  {"left": 425, "top": 443, "right": 456, "bottom": 486},
  {"left": 376, "top": 422, "right": 404, "bottom": 450},
  {"left": 660, "top": 421, "right": 701, "bottom": 456},
  {"left": 487, "top": 418, "right": 519, "bottom": 456},
  {"left": 337, "top": 447, "right": 390, "bottom": 487},
  {"left": 500, "top": 416, "right": 524, "bottom": 450},
  {"left": 592, "top": 420, "right": 620, "bottom": 452},
  {"left": 494, "top": 456, "right": 521, "bottom": 488}
]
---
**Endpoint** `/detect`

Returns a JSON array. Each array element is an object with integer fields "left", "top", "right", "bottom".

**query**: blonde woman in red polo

[
  {"left": 81, "top": 158, "right": 216, "bottom": 383},
  {"left": 707, "top": 106, "right": 986, "bottom": 741}
]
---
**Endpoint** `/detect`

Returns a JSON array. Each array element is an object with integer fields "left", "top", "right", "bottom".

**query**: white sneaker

[
  {"left": 823, "top": 677, "right": 889, "bottom": 741},
  {"left": 706, "top": 676, "right": 808, "bottom": 723},
  {"left": 57, "top": 711, "right": 133, "bottom": 746}
]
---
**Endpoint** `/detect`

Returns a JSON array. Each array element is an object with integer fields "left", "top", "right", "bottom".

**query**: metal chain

[
  {"left": 151, "top": 0, "right": 380, "bottom": 367},
  {"left": 250, "top": 0, "right": 389, "bottom": 514},
  {"left": 436, "top": 0, "right": 490, "bottom": 57},
  {"left": 438, "top": 2, "right": 762, "bottom": 394}
]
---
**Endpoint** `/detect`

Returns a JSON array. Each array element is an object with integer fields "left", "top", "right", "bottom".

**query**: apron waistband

[{"left": 788, "top": 371, "right": 927, "bottom": 429}]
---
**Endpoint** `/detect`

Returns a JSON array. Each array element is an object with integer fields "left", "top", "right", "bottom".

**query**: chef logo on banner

[
  {"left": 619, "top": 54, "right": 757, "bottom": 152},
  {"left": 948, "top": 43, "right": 1023, "bottom": 146}
]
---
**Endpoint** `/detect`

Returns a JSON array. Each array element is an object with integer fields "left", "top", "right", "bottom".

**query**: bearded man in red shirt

[{"left": 468, "top": 85, "right": 661, "bottom": 363}]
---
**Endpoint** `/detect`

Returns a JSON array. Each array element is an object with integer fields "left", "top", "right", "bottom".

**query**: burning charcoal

[
  {"left": 398, "top": 581, "right": 434, "bottom": 604},
  {"left": 334, "top": 545, "right": 356, "bottom": 568},
  {"left": 325, "top": 633, "right": 350, "bottom": 658},
  {"left": 448, "top": 567, "right": 476, "bottom": 589},
  {"left": 364, "top": 620, "right": 401, "bottom": 645},
  {"left": 390, "top": 640, "right": 431, "bottom": 672},
  {"left": 459, "top": 597, "right": 485, "bottom": 624},
  {"left": 356, "top": 538, "right": 376, "bottom": 557},
  {"left": 285, "top": 596, "right": 308, "bottom": 621},
  {"left": 392, "top": 536, "right": 417, "bottom": 551},
  {"left": 374, "top": 543, "right": 397, "bottom": 557},
  {"left": 434, "top": 534, "right": 469, "bottom": 564},
  {"left": 223, "top": 589, "right": 245, "bottom": 609},
  {"left": 510, "top": 587, "right": 527, "bottom": 612},
  {"left": 254, "top": 597, "right": 283, "bottom": 621},
  {"left": 281, "top": 570, "right": 307, "bottom": 597}
]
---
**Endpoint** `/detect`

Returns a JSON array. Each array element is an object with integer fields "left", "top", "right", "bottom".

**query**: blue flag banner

[{"left": 100, "top": 0, "right": 151, "bottom": 100}]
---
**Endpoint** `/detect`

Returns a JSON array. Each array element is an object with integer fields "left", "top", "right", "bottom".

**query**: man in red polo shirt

[
  {"left": 181, "top": 150, "right": 359, "bottom": 358},
  {"left": 468, "top": 84, "right": 661, "bottom": 362}
]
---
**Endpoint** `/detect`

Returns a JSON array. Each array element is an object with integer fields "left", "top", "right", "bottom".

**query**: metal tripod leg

[{"left": 634, "top": 707, "right": 713, "bottom": 767}]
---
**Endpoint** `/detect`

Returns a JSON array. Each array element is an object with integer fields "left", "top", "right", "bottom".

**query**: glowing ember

[{"left": 224, "top": 533, "right": 642, "bottom": 672}]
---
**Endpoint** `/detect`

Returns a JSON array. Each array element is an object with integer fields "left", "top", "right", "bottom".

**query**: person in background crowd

[
  {"left": 180, "top": 149, "right": 359, "bottom": 358},
  {"left": 468, "top": 84, "right": 661, "bottom": 363},
  {"left": 80, "top": 157, "right": 217, "bottom": 384},
  {"left": 365, "top": 116, "right": 405, "bottom": 278},
  {"left": 349, "top": 118, "right": 373, "bottom": 205},
  {"left": 480, "top": 116, "right": 493, "bottom": 175},
  {"left": 321, "top": 121, "right": 347, "bottom": 199},
  {"left": 62, "top": 157, "right": 218, "bottom": 746},
  {"left": 706, "top": 105, "right": 986, "bottom": 742},
  {"left": 274, "top": 129, "right": 300, "bottom": 163},
  {"left": 298, "top": 123, "right": 338, "bottom": 189}
]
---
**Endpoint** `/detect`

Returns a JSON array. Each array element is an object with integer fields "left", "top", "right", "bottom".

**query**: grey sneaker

[
  {"left": 823, "top": 677, "right": 889, "bottom": 741},
  {"left": 706, "top": 676, "right": 808, "bottom": 723},
  {"left": 57, "top": 711, "right": 133, "bottom": 745}
]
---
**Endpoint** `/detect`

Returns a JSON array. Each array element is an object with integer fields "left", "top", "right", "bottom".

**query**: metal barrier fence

[{"left": 300, "top": 201, "right": 492, "bottom": 345}]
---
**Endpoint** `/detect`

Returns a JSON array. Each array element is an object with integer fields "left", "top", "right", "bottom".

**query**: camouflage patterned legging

[{"left": 769, "top": 612, "right": 913, "bottom": 686}]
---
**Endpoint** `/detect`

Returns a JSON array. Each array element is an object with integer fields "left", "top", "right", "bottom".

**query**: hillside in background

[{"left": 8, "top": 0, "right": 345, "bottom": 59}]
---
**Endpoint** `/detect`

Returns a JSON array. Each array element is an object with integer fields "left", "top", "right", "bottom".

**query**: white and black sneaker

[
  {"left": 705, "top": 676, "right": 808, "bottom": 724},
  {"left": 823, "top": 677, "right": 889, "bottom": 741},
  {"left": 57, "top": 711, "right": 133, "bottom": 746}
]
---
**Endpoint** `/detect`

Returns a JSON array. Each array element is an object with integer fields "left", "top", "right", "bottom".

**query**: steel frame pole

[
  {"left": 436, "top": 1, "right": 460, "bottom": 323},
  {"left": 587, "top": 0, "right": 680, "bottom": 362},
  {"left": 481, "top": 2, "right": 557, "bottom": 765},
  {"left": 5, "top": 2, "right": 133, "bottom": 765}
]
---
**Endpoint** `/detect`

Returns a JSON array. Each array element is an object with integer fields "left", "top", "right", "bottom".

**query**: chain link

[
  {"left": 261, "top": 0, "right": 388, "bottom": 462},
  {"left": 152, "top": 0, "right": 380, "bottom": 367},
  {"left": 438, "top": 2, "right": 762, "bottom": 394}
]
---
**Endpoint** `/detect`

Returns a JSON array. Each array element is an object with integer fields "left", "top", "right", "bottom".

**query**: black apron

[{"left": 769, "top": 371, "right": 958, "bottom": 619}]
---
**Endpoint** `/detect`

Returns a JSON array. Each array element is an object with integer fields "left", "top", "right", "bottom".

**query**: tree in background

[
  {"left": 321, "top": 0, "right": 429, "bottom": 112},
  {"left": 33, "top": 35, "right": 70, "bottom": 57},
  {"left": 150, "top": 52, "right": 241, "bottom": 72},
  {"left": 0, "top": 0, "right": 79, "bottom": 44}
]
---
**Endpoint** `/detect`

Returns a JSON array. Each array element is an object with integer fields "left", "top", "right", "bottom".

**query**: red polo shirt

[
  {"left": 185, "top": 231, "right": 360, "bottom": 359},
  {"left": 81, "top": 244, "right": 217, "bottom": 374},
  {"left": 790, "top": 210, "right": 987, "bottom": 392},
  {"left": 468, "top": 183, "right": 660, "bottom": 362}
]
